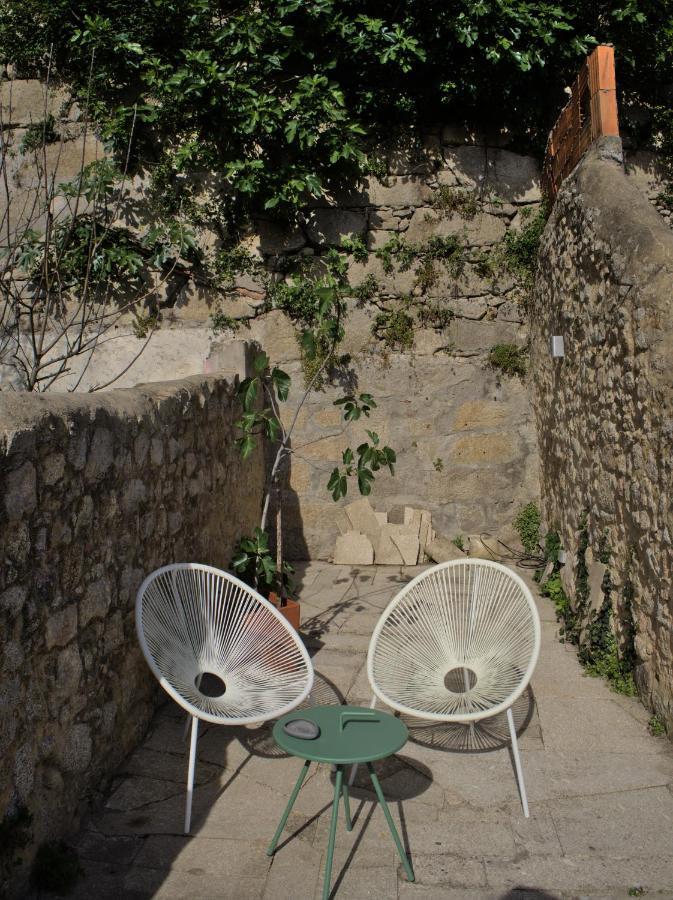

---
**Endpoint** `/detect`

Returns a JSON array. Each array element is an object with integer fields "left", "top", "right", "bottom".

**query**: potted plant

[{"left": 231, "top": 255, "right": 396, "bottom": 628}]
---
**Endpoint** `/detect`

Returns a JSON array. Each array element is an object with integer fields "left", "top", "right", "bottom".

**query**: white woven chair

[
  {"left": 352, "top": 559, "right": 540, "bottom": 816},
  {"left": 136, "top": 563, "right": 314, "bottom": 833}
]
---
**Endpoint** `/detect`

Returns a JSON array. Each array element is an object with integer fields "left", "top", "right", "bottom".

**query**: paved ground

[{"left": 68, "top": 563, "right": 673, "bottom": 900}]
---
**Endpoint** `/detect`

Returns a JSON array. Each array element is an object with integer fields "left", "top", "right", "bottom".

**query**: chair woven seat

[
  {"left": 357, "top": 559, "right": 540, "bottom": 816},
  {"left": 136, "top": 563, "right": 313, "bottom": 831},
  {"left": 369, "top": 560, "right": 539, "bottom": 722}
]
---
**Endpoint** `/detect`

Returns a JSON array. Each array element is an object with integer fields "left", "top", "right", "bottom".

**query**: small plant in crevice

[
  {"left": 341, "top": 234, "right": 369, "bottom": 263},
  {"left": 375, "top": 233, "right": 466, "bottom": 288},
  {"left": 431, "top": 184, "right": 479, "bottom": 220},
  {"left": 373, "top": 306, "right": 414, "bottom": 351},
  {"left": 488, "top": 343, "right": 527, "bottom": 377},
  {"left": 416, "top": 302, "right": 454, "bottom": 331},
  {"left": 513, "top": 502, "right": 541, "bottom": 556},
  {"left": 500, "top": 203, "right": 549, "bottom": 288},
  {"left": 539, "top": 526, "right": 639, "bottom": 696},
  {"left": 210, "top": 307, "right": 241, "bottom": 336},
  {"left": 375, "top": 234, "right": 416, "bottom": 274},
  {"left": 350, "top": 273, "right": 379, "bottom": 305},
  {"left": 212, "top": 244, "right": 267, "bottom": 292},
  {"left": 452, "top": 534, "right": 465, "bottom": 551},
  {"left": 648, "top": 714, "right": 667, "bottom": 737},
  {"left": 132, "top": 311, "right": 159, "bottom": 339},
  {"left": 32, "top": 840, "right": 82, "bottom": 894}
]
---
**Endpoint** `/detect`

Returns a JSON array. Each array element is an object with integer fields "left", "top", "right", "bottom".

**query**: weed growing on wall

[
  {"left": 350, "top": 274, "right": 379, "bottom": 306},
  {"left": 488, "top": 343, "right": 527, "bottom": 377},
  {"left": 374, "top": 307, "right": 415, "bottom": 351},
  {"left": 432, "top": 185, "right": 479, "bottom": 220},
  {"left": 500, "top": 204, "right": 549, "bottom": 288},
  {"left": 341, "top": 235, "right": 369, "bottom": 263}
]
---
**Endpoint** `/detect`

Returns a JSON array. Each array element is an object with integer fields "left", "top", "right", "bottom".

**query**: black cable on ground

[{"left": 477, "top": 532, "right": 545, "bottom": 570}]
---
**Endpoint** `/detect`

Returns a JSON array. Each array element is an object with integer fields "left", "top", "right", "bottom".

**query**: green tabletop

[{"left": 273, "top": 704, "right": 408, "bottom": 765}]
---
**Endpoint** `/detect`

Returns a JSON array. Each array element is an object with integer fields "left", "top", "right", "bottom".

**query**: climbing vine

[{"left": 538, "top": 518, "right": 638, "bottom": 696}]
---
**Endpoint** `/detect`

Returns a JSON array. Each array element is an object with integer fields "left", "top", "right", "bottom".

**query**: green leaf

[
  {"left": 357, "top": 468, "right": 374, "bottom": 495},
  {"left": 253, "top": 352, "right": 269, "bottom": 373},
  {"left": 238, "top": 377, "right": 258, "bottom": 411},
  {"left": 231, "top": 552, "right": 249, "bottom": 570},
  {"left": 271, "top": 367, "right": 291, "bottom": 401},
  {"left": 265, "top": 416, "right": 281, "bottom": 442},
  {"left": 236, "top": 434, "right": 256, "bottom": 459}
]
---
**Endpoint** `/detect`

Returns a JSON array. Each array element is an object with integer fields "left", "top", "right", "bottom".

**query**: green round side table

[{"left": 267, "top": 705, "right": 415, "bottom": 899}]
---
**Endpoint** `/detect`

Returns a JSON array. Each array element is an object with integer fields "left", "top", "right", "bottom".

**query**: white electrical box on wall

[{"left": 551, "top": 335, "right": 565, "bottom": 357}]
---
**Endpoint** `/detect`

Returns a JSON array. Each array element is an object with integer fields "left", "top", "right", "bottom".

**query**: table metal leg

[
  {"left": 366, "top": 762, "right": 414, "bottom": 882},
  {"left": 341, "top": 775, "right": 352, "bottom": 832},
  {"left": 322, "top": 766, "right": 343, "bottom": 900},
  {"left": 267, "top": 759, "right": 310, "bottom": 856}
]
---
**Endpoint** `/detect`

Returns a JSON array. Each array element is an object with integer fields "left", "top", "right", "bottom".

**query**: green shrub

[
  {"left": 488, "top": 343, "right": 527, "bottom": 377},
  {"left": 501, "top": 204, "right": 548, "bottom": 287},
  {"left": 540, "top": 571, "right": 574, "bottom": 630},
  {"left": 648, "top": 715, "right": 667, "bottom": 737},
  {"left": 452, "top": 534, "right": 465, "bottom": 551},
  {"left": 513, "top": 502, "right": 541, "bottom": 556},
  {"left": 416, "top": 302, "right": 454, "bottom": 331}
]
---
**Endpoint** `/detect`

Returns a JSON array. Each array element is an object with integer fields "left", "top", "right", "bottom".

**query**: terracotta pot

[{"left": 268, "top": 592, "right": 301, "bottom": 631}]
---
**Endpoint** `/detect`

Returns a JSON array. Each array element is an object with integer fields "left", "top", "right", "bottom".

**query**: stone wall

[
  {"left": 0, "top": 373, "right": 265, "bottom": 893},
  {"left": 215, "top": 132, "right": 543, "bottom": 557},
  {"left": 530, "top": 137, "right": 673, "bottom": 727},
  {"left": 1, "top": 77, "right": 542, "bottom": 556}
]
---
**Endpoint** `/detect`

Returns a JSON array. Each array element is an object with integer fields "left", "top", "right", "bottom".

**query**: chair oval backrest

[
  {"left": 367, "top": 559, "right": 541, "bottom": 723},
  {"left": 136, "top": 563, "right": 314, "bottom": 726}
]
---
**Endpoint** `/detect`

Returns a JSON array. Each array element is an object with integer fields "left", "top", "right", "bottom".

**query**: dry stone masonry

[
  {"left": 0, "top": 374, "right": 265, "bottom": 891},
  {"left": 530, "top": 137, "right": 673, "bottom": 730}
]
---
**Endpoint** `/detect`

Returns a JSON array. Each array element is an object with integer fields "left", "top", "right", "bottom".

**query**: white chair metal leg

[
  {"left": 185, "top": 716, "right": 199, "bottom": 833},
  {"left": 348, "top": 695, "right": 377, "bottom": 786},
  {"left": 506, "top": 706, "right": 529, "bottom": 817}
]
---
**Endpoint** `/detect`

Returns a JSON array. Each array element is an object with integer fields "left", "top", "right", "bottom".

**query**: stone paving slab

[{"left": 57, "top": 562, "right": 673, "bottom": 900}]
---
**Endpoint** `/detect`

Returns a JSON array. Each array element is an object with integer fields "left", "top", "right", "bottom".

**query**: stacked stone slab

[{"left": 333, "top": 498, "right": 434, "bottom": 565}]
